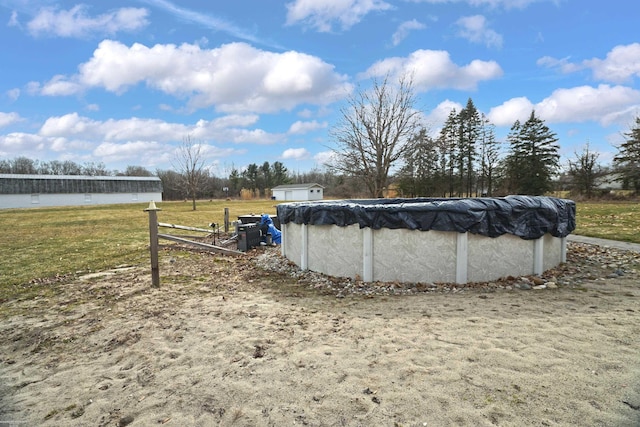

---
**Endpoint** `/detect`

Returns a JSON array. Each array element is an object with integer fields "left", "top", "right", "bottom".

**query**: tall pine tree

[
  {"left": 457, "top": 99, "right": 481, "bottom": 196},
  {"left": 504, "top": 111, "right": 559, "bottom": 195},
  {"left": 613, "top": 116, "right": 640, "bottom": 192},
  {"left": 397, "top": 128, "right": 440, "bottom": 196}
]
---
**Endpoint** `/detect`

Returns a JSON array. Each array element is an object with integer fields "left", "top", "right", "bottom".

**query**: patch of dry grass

[
  {"left": 0, "top": 199, "right": 278, "bottom": 299},
  {"left": 574, "top": 201, "right": 640, "bottom": 243}
]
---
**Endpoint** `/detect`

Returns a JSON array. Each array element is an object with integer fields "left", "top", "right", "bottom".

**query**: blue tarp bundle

[
  {"left": 276, "top": 196, "right": 576, "bottom": 240},
  {"left": 260, "top": 213, "right": 282, "bottom": 244}
]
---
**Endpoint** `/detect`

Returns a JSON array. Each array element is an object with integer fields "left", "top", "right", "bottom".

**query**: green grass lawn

[
  {"left": 573, "top": 201, "right": 640, "bottom": 243},
  {"left": 0, "top": 199, "right": 279, "bottom": 297},
  {"left": 0, "top": 199, "right": 638, "bottom": 300}
]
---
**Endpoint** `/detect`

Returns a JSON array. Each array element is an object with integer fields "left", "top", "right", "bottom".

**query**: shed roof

[{"left": 272, "top": 183, "right": 324, "bottom": 190}]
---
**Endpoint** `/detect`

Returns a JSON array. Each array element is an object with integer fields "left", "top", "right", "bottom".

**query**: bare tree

[
  {"left": 121, "top": 165, "right": 154, "bottom": 177},
  {"left": 477, "top": 114, "right": 501, "bottom": 196},
  {"left": 172, "top": 135, "right": 208, "bottom": 210},
  {"left": 568, "top": 143, "right": 601, "bottom": 198},
  {"left": 329, "top": 74, "right": 423, "bottom": 198}
]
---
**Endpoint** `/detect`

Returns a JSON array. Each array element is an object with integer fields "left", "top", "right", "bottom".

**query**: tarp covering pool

[
  {"left": 276, "top": 196, "right": 576, "bottom": 284},
  {"left": 276, "top": 196, "right": 575, "bottom": 240}
]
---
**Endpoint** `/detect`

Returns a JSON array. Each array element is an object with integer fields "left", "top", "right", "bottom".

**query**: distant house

[
  {"left": 0, "top": 174, "right": 163, "bottom": 209},
  {"left": 271, "top": 183, "right": 324, "bottom": 201}
]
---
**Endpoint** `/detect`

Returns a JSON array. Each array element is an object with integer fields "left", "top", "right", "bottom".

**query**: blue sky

[{"left": 1, "top": 0, "right": 639, "bottom": 177}]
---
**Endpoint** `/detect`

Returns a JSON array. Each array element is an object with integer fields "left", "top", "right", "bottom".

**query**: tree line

[
  {"left": 328, "top": 76, "right": 640, "bottom": 199},
  {"left": 393, "top": 103, "right": 560, "bottom": 197}
]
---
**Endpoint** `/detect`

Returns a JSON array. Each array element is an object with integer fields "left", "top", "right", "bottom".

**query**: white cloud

[
  {"left": 538, "top": 43, "right": 640, "bottom": 84},
  {"left": 227, "top": 128, "right": 282, "bottom": 145},
  {"left": 286, "top": 0, "right": 393, "bottom": 32},
  {"left": 0, "top": 112, "right": 22, "bottom": 127},
  {"left": 37, "top": 75, "right": 84, "bottom": 96},
  {"left": 32, "top": 40, "right": 352, "bottom": 114},
  {"left": 27, "top": 5, "right": 149, "bottom": 38},
  {"left": 487, "top": 97, "right": 534, "bottom": 126},
  {"left": 49, "top": 137, "right": 92, "bottom": 153},
  {"left": 424, "top": 100, "right": 464, "bottom": 131},
  {"left": 0, "top": 132, "right": 48, "bottom": 155},
  {"left": 313, "top": 150, "right": 335, "bottom": 166},
  {"left": 0, "top": 112, "right": 274, "bottom": 167},
  {"left": 288, "top": 120, "right": 328, "bottom": 134},
  {"left": 537, "top": 85, "right": 640, "bottom": 126},
  {"left": 363, "top": 49, "right": 503, "bottom": 91},
  {"left": 93, "top": 140, "right": 165, "bottom": 161},
  {"left": 392, "top": 19, "right": 426, "bottom": 46},
  {"left": 39, "top": 113, "right": 184, "bottom": 141},
  {"left": 209, "top": 114, "right": 260, "bottom": 129},
  {"left": 93, "top": 139, "right": 242, "bottom": 168},
  {"left": 282, "top": 147, "right": 310, "bottom": 160},
  {"left": 37, "top": 112, "right": 284, "bottom": 145},
  {"left": 455, "top": 15, "right": 503, "bottom": 49},
  {"left": 488, "top": 85, "right": 640, "bottom": 127},
  {"left": 6, "top": 88, "right": 20, "bottom": 101},
  {"left": 584, "top": 43, "right": 640, "bottom": 83}
]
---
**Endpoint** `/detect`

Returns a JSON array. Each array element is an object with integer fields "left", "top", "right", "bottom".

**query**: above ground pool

[{"left": 276, "top": 196, "right": 576, "bottom": 284}]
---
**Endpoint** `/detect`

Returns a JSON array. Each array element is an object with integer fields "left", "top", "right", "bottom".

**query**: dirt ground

[{"left": 1, "top": 243, "right": 640, "bottom": 426}]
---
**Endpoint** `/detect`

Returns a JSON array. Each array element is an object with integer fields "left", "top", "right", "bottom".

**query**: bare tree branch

[{"left": 329, "top": 74, "right": 423, "bottom": 198}]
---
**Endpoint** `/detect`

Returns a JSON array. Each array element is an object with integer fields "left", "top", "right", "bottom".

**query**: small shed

[{"left": 271, "top": 183, "right": 324, "bottom": 201}]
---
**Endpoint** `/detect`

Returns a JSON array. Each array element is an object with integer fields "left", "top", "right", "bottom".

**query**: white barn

[
  {"left": 0, "top": 174, "right": 163, "bottom": 209},
  {"left": 271, "top": 183, "right": 324, "bottom": 201}
]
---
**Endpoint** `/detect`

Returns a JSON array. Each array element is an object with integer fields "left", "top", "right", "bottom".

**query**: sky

[{"left": 1, "top": 0, "right": 639, "bottom": 177}]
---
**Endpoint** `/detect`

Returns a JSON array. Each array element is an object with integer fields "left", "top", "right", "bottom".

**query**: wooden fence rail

[
  {"left": 157, "top": 234, "right": 243, "bottom": 256},
  {"left": 145, "top": 203, "right": 242, "bottom": 287},
  {"left": 158, "top": 222, "right": 213, "bottom": 233}
]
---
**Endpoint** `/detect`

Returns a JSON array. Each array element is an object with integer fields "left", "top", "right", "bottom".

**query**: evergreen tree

[
  {"left": 243, "top": 163, "right": 259, "bottom": 190},
  {"left": 504, "top": 111, "right": 559, "bottom": 195},
  {"left": 613, "top": 116, "right": 640, "bottom": 192},
  {"left": 438, "top": 109, "right": 459, "bottom": 197},
  {"left": 397, "top": 128, "right": 439, "bottom": 196},
  {"left": 456, "top": 99, "right": 481, "bottom": 196},
  {"left": 228, "top": 167, "right": 242, "bottom": 196},
  {"left": 260, "top": 161, "right": 272, "bottom": 191},
  {"left": 270, "top": 161, "right": 290, "bottom": 186}
]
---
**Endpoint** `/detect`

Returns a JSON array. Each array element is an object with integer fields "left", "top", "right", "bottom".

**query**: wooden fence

[{"left": 144, "top": 203, "right": 241, "bottom": 287}]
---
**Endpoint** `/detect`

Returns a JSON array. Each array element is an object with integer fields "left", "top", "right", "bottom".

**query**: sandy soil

[{"left": 1, "top": 244, "right": 639, "bottom": 427}]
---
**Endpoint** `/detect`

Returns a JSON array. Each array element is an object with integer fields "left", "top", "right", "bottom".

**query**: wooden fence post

[
  {"left": 224, "top": 207, "right": 229, "bottom": 233},
  {"left": 145, "top": 201, "right": 162, "bottom": 288}
]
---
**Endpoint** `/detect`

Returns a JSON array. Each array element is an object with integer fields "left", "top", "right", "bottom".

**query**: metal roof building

[{"left": 0, "top": 174, "right": 163, "bottom": 209}]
